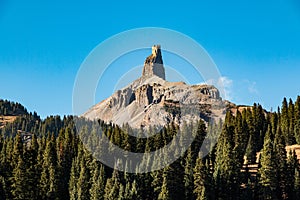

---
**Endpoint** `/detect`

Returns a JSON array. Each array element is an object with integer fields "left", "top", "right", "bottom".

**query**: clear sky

[{"left": 1, "top": 0, "right": 300, "bottom": 118}]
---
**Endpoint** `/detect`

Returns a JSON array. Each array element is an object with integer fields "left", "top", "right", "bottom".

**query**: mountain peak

[
  {"left": 83, "top": 45, "right": 229, "bottom": 129},
  {"left": 142, "top": 45, "right": 165, "bottom": 80}
]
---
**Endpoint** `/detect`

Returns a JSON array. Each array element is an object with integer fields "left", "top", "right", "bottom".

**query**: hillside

[
  {"left": 0, "top": 95, "right": 300, "bottom": 199},
  {"left": 0, "top": 99, "right": 29, "bottom": 129}
]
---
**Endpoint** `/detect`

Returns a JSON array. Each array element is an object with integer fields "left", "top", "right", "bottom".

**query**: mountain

[{"left": 83, "top": 45, "right": 231, "bottom": 128}]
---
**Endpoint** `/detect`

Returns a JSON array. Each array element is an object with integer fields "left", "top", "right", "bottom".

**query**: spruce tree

[
  {"left": 104, "top": 168, "right": 122, "bottom": 200},
  {"left": 293, "top": 167, "right": 300, "bottom": 199},
  {"left": 89, "top": 164, "right": 105, "bottom": 200},
  {"left": 214, "top": 117, "right": 240, "bottom": 199},
  {"left": 39, "top": 135, "right": 58, "bottom": 199},
  {"left": 10, "top": 156, "right": 27, "bottom": 200},
  {"left": 184, "top": 148, "right": 194, "bottom": 199},
  {"left": 77, "top": 158, "right": 91, "bottom": 200},
  {"left": 194, "top": 157, "right": 213, "bottom": 200},
  {"left": 258, "top": 127, "right": 277, "bottom": 199},
  {"left": 294, "top": 96, "right": 300, "bottom": 144},
  {"left": 0, "top": 175, "right": 6, "bottom": 200},
  {"left": 158, "top": 175, "right": 170, "bottom": 200},
  {"left": 286, "top": 150, "right": 298, "bottom": 199},
  {"left": 69, "top": 158, "right": 79, "bottom": 200},
  {"left": 274, "top": 126, "right": 287, "bottom": 199}
]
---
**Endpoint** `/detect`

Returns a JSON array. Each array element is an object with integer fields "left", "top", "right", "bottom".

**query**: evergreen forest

[{"left": 1, "top": 97, "right": 300, "bottom": 200}]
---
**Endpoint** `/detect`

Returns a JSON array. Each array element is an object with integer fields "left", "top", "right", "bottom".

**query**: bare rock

[
  {"left": 142, "top": 45, "right": 165, "bottom": 80},
  {"left": 83, "top": 45, "right": 230, "bottom": 129}
]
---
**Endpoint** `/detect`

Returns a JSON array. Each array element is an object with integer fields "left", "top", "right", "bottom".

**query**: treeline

[
  {"left": 0, "top": 99, "right": 28, "bottom": 116},
  {"left": 0, "top": 97, "right": 300, "bottom": 199}
]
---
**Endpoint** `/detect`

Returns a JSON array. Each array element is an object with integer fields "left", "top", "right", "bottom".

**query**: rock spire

[{"left": 142, "top": 45, "right": 165, "bottom": 80}]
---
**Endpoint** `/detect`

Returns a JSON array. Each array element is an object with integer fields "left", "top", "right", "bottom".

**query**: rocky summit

[{"left": 83, "top": 45, "right": 229, "bottom": 129}]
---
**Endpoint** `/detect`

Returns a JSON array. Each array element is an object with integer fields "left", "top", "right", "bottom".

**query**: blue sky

[{"left": 0, "top": 0, "right": 300, "bottom": 118}]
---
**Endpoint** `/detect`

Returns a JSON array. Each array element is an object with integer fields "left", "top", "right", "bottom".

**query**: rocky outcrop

[
  {"left": 83, "top": 45, "right": 229, "bottom": 129},
  {"left": 142, "top": 45, "right": 165, "bottom": 80}
]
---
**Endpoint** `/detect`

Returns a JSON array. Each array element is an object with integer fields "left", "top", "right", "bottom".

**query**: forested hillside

[{"left": 1, "top": 97, "right": 300, "bottom": 199}]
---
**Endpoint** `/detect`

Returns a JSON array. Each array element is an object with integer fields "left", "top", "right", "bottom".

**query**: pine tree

[
  {"left": 156, "top": 157, "right": 185, "bottom": 200},
  {"left": 56, "top": 128, "right": 74, "bottom": 200},
  {"left": 77, "top": 157, "right": 91, "bottom": 200},
  {"left": 214, "top": 117, "right": 240, "bottom": 199},
  {"left": 89, "top": 163, "right": 105, "bottom": 200},
  {"left": 23, "top": 134, "right": 39, "bottom": 199},
  {"left": 194, "top": 157, "right": 213, "bottom": 200},
  {"left": 294, "top": 96, "right": 300, "bottom": 144},
  {"left": 288, "top": 99, "right": 296, "bottom": 144},
  {"left": 245, "top": 108, "right": 257, "bottom": 164},
  {"left": 286, "top": 150, "right": 298, "bottom": 199},
  {"left": 184, "top": 148, "right": 194, "bottom": 199},
  {"left": 39, "top": 135, "right": 58, "bottom": 199},
  {"left": 234, "top": 111, "right": 249, "bottom": 166},
  {"left": 130, "top": 180, "right": 139, "bottom": 200},
  {"left": 158, "top": 175, "right": 170, "bottom": 200},
  {"left": 293, "top": 167, "right": 300, "bottom": 199},
  {"left": 10, "top": 156, "right": 27, "bottom": 200},
  {"left": 258, "top": 127, "right": 277, "bottom": 199},
  {"left": 274, "top": 126, "right": 287, "bottom": 199},
  {"left": 281, "top": 98, "right": 292, "bottom": 145},
  {"left": 0, "top": 175, "right": 6, "bottom": 200},
  {"left": 151, "top": 168, "right": 163, "bottom": 199},
  {"left": 69, "top": 158, "right": 79, "bottom": 200},
  {"left": 104, "top": 168, "right": 122, "bottom": 200},
  {"left": 11, "top": 134, "right": 23, "bottom": 168}
]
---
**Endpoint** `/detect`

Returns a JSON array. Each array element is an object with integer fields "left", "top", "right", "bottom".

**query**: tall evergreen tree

[
  {"left": 294, "top": 96, "right": 300, "bottom": 144},
  {"left": 258, "top": 127, "right": 278, "bottom": 199},
  {"left": 184, "top": 148, "right": 194, "bottom": 200},
  {"left": 194, "top": 157, "right": 213, "bottom": 200},
  {"left": 69, "top": 158, "right": 79, "bottom": 200},
  {"left": 77, "top": 158, "right": 91, "bottom": 200},
  {"left": 89, "top": 163, "right": 105, "bottom": 200},
  {"left": 10, "top": 156, "right": 28, "bottom": 200},
  {"left": 286, "top": 150, "right": 298, "bottom": 199},
  {"left": 214, "top": 114, "right": 240, "bottom": 199},
  {"left": 274, "top": 126, "right": 287, "bottom": 199},
  {"left": 39, "top": 135, "right": 58, "bottom": 199}
]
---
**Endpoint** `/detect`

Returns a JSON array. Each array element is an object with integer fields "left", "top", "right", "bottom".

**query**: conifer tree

[
  {"left": 293, "top": 167, "right": 300, "bottom": 199},
  {"left": 77, "top": 157, "right": 91, "bottom": 200},
  {"left": 184, "top": 148, "right": 194, "bottom": 199},
  {"left": 104, "top": 168, "right": 122, "bottom": 200},
  {"left": 0, "top": 175, "right": 6, "bottom": 199},
  {"left": 158, "top": 175, "right": 170, "bottom": 200},
  {"left": 214, "top": 115, "right": 240, "bottom": 199},
  {"left": 258, "top": 127, "right": 277, "bottom": 199},
  {"left": 39, "top": 135, "right": 58, "bottom": 199},
  {"left": 294, "top": 96, "right": 300, "bottom": 144},
  {"left": 286, "top": 150, "right": 298, "bottom": 199},
  {"left": 10, "top": 156, "right": 28, "bottom": 200},
  {"left": 157, "top": 158, "right": 184, "bottom": 200},
  {"left": 69, "top": 158, "right": 79, "bottom": 200},
  {"left": 274, "top": 126, "right": 287, "bottom": 199},
  {"left": 194, "top": 157, "right": 213, "bottom": 200},
  {"left": 89, "top": 164, "right": 105, "bottom": 200}
]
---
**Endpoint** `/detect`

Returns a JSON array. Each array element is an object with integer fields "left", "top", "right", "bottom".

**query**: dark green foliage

[
  {"left": 193, "top": 157, "right": 213, "bottom": 200},
  {"left": 258, "top": 127, "right": 278, "bottom": 199},
  {"left": 89, "top": 163, "right": 105, "bottom": 200},
  {"left": 294, "top": 96, "right": 300, "bottom": 144},
  {"left": 0, "top": 99, "right": 28, "bottom": 116},
  {"left": 0, "top": 98, "right": 300, "bottom": 200}
]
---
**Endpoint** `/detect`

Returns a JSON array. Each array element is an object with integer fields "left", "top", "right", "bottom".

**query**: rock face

[
  {"left": 83, "top": 45, "right": 229, "bottom": 129},
  {"left": 142, "top": 45, "right": 165, "bottom": 80}
]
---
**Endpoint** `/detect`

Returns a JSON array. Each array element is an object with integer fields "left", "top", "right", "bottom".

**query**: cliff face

[
  {"left": 142, "top": 45, "right": 165, "bottom": 80},
  {"left": 83, "top": 45, "right": 229, "bottom": 128}
]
